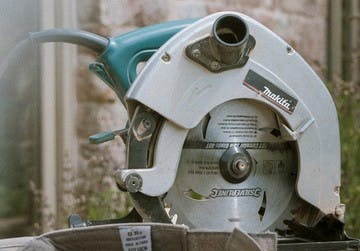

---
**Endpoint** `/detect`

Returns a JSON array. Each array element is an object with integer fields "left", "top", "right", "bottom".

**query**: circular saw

[
  {"left": 21, "top": 11, "right": 342, "bottom": 238},
  {"left": 111, "top": 12, "right": 343, "bottom": 235},
  {"left": 0, "top": 9, "right": 352, "bottom": 248}
]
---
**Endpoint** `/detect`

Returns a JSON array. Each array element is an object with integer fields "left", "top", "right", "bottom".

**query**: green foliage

[
  {"left": 328, "top": 81, "right": 360, "bottom": 237},
  {"left": 57, "top": 151, "right": 133, "bottom": 227},
  {"left": 0, "top": 184, "right": 27, "bottom": 218},
  {"left": 87, "top": 190, "right": 132, "bottom": 220}
]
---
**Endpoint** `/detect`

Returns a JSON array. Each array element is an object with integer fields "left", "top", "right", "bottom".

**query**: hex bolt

[
  {"left": 231, "top": 158, "right": 250, "bottom": 179},
  {"left": 220, "top": 146, "right": 252, "bottom": 183},
  {"left": 234, "top": 159, "right": 248, "bottom": 174},
  {"left": 125, "top": 173, "right": 143, "bottom": 193},
  {"left": 210, "top": 61, "right": 220, "bottom": 71}
]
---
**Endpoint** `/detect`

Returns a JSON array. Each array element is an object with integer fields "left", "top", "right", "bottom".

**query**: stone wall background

[{"left": 69, "top": 0, "right": 328, "bottom": 223}]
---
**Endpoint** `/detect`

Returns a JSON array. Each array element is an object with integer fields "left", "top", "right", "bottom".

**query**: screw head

[
  {"left": 141, "top": 119, "right": 151, "bottom": 129},
  {"left": 286, "top": 46, "right": 294, "bottom": 55},
  {"left": 210, "top": 61, "right": 220, "bottom": 71},
  {"left": 136, "top": 118, "right": 152, "bottom": 136},
  {"left": 335, "top": 204, "right": 345, "bottom": 218},
  {"left": 192, "top": 49, "right": 201, "bottom": 58},
  {"left": 125, "top": 173, "right": 143, "bottom": 193},
  {"left": 161, "top": 52, "right": 171, "bottom": 62}
]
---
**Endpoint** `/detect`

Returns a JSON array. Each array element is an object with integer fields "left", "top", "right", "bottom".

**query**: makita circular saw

[
  {"left": 108, "top": 12, "right": 344, "bottom": 237},
  {"left": 1, "top": 11, "right": 357, "bottom": 251}
]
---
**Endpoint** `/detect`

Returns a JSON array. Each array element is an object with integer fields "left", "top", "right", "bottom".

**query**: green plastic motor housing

[{"left": 90, "top": 19, "right": 197, "bottom": 104}]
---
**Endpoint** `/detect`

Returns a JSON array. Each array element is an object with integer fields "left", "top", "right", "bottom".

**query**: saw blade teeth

[
  {"left": 168, "top": 207, "right": 176, "bottom": 218},
  {"left": 170, "top": 213, "right": 178, "bottom": 224},
  {"left": 165, "top": 207, "right": 178, "bottom": 224},
  {"left": 163, "top": 201, "right": 175, "bottom": 217}
]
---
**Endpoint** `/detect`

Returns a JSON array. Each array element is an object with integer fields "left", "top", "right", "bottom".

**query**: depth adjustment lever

[{"left": 89, "top": 128, "right": 128, "bottom": 144}]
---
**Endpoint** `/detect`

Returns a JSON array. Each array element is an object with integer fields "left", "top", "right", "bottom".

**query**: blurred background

[{"left": 0, "top": 0, "right": 359, "bottom": 238}]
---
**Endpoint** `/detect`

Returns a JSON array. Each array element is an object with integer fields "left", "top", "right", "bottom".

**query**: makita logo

[
  {"left": 243, "top": 70, "right": 298, "bottom": 114},
  {"left": 262, "top": 86, "right": 291, "bottom": 110},
  {"left": 210, "top": 187, "right": 262, "bottom": 198}
]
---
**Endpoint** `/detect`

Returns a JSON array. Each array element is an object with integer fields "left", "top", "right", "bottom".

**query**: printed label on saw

[
  {"left": 186, "top": 159, "right": 219, "bottom": 176},
  {"left": 263, "top": 160, "right": 288, "bottom": 175},
  {"left": 217, "top": 114, "right": 258, "bottom": 139},
  {"left": 210, "top": 187, "right": 262, "bottom": 198},
  {"left": 243, "top": 70, "right": 298, "bottom": 114},
  {"left": 119, "top": 226, "right": 151, "bottom": 251},
  {"left": 183, "top": 141, "right": 289, "bottom": 150}
]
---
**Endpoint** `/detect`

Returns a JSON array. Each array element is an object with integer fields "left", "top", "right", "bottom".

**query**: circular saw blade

[{"left": 165, "top": 99, "right": 297, "bottom": 232}]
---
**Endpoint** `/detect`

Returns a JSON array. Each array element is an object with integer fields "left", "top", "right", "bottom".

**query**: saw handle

[{"left": 93, "top": 19, "right": 196, "bottom": 104}]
